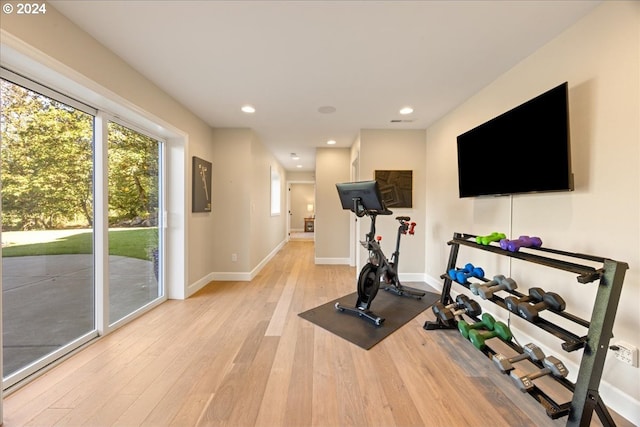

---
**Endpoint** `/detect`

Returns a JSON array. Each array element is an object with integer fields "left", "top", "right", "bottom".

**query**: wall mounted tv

[{"left": 456, "top": 82, "right": 573, "bottom": 198}]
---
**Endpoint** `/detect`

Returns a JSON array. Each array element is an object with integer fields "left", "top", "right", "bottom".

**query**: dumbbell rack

[{"left": 424, "top": 232, "right": 629, "bottom": 427}]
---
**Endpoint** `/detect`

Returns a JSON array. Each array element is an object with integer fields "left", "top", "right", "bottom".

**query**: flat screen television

[
  {"left": 336, "top": 180, "right": 386, "bottom": 216},
  {"left": 456, "top": 82, "right": 573, "bottom": 198}
]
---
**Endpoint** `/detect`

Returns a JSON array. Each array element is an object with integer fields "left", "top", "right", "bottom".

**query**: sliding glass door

[
  {"left": 107, "top": 121, "right": 163, "bottom": 325},
  {"left": 1, "top": 70, "right": 165, "bottom": 388},
  {"left": 1, "top": 75, "right": 97, "bottom": 386}
]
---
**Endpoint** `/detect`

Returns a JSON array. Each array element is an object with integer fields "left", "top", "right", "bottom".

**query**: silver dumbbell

[
  {"left": 470, "top": 275, "right": 517, "bottom": 299},
  {"left": 510, "top": 355, "right": 569, "bottom": 392},
  {"left": 492, "top": 343, "right": 545, "bottom": 372}
]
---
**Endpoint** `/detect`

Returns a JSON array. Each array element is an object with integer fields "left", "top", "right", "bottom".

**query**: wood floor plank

[
  {"left": 264, "top": 260, "right": 299, "bottom": 337},
  {"left": 283, "top": 326, "right": 314, "bottom": 426},
  {"left": 348, "top": 343, "right": 398, "bottom": 427},
  {"left": 310, "top": 328, "right": 341, "bottom": 427},
  {"left": 23, "top": 408, "right": 70, "bottom": 427}
]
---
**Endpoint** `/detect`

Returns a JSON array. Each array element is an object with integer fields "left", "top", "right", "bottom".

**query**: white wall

[{"left": 425, "top": 2, "right": 639, "bottom": 423}]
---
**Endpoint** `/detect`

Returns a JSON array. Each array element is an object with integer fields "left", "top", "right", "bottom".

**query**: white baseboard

[
  {"left": 599, "top": 383, "right": 639, "bottom": 426},
  {"left": 187, "top": 272, "right": 216, "bottom": 297},
  {"left": 249, "top": 239, "right": 286, "bottom": 279},
  {"left": 315, "top": 257, "right": 351, "bottom": 265},
  {"left": 196, "top": 239, "right": 287, "bottom": 288},
  {"left": 209, "top": 271, "right": 253, "bottom": 281},
  {"left": 398, "top": 273, "right": 428, "bottom": 283},
  {"left": 424, "top": 273, "right": 444, "bottom": 293}
]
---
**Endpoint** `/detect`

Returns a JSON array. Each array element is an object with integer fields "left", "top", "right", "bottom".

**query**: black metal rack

[{"left": 424, "top": 232, "right": 629, "bottom": 427}]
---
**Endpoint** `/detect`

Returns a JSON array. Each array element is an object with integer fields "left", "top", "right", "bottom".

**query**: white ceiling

[{"left": 50, "top": 0, "right": 600, "bottom": 172}]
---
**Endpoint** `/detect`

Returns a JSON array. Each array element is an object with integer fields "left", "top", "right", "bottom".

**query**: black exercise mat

[{"left": 299, "top": 287, "right": 440, "bottom": 350}]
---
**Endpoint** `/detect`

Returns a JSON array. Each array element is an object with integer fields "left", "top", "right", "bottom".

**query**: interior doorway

[{"left": 287, "top": 181, "right": 315, "bottom": 241}]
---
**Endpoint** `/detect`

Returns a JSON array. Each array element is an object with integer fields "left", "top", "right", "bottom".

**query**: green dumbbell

[
  {"left": 457, "top": 313, "right": 496, "bottom": 339},
  {"left": 475, "top": 232, "right": 506, "bottom": 246},
  {"left": 468, "top": 321, "right": 512, "bottom": 349}
]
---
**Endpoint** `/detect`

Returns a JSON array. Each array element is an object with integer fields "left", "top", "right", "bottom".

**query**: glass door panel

[
  {"left": 107, "top": 122, "right": 162, "bottom": 324},
  {"left": 1, "top": 78, "right": 96, "bottom": 385}
]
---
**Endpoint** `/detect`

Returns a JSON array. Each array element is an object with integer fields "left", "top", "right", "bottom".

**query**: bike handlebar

[{"left": 396, "top": 216, "right": 417, "bottom": 235}]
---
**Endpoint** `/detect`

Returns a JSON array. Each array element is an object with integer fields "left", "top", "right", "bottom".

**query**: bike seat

[{"left": 396, "top": 216, "right": 410, "bottom": 221}]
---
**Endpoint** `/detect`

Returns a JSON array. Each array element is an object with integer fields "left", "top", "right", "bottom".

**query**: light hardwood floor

[{"left": 2, "top": 241, "right": 633, "bottom": 427}]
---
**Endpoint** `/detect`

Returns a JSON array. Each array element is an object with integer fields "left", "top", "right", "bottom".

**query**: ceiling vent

[{"left": 391, "top": 119, "right": 415, "bottom": 123}]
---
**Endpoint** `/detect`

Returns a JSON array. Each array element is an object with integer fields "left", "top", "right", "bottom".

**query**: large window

[{"left": 1, "top": 70, "right": 165, "bottom": 388}]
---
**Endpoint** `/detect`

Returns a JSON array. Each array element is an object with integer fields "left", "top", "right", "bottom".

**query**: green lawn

[{"left": 1, "top": 228, "right": 158, "bottom": 260}]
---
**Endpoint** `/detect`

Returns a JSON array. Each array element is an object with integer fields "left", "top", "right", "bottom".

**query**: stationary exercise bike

[{"left": 335, "top": 181, "right": 426, "bottom": 326}]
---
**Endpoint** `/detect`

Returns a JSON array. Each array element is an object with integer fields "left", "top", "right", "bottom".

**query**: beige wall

[
  {"left": 425, "top": 2, "right": 639, "bottom": 422},
  {"left": 358, "top": 129, "right": 427, "bottom": 278},
  {"left": 209, "top": 129, "right": 252, "bottom": 273},
  {"left": 286, "top": 171, "right": 315, "bottom": 181},
  {"left": 208, "top": 128, "right": 287, "bottom": 277},
  {"left": 249, "top": 136, "right": 287, "bottom": 271},
  {"left": 315, "top": 148, "right": 351, "bottom": 262}
]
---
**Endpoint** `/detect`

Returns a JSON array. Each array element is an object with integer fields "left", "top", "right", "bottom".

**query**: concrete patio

[{"left": 2, "top": 254, "right": 158, "bottom": 376}]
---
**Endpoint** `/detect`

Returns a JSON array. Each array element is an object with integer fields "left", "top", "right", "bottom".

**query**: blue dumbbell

[{"left": 448, "top": 263, "right": 484, "bottom": 284}]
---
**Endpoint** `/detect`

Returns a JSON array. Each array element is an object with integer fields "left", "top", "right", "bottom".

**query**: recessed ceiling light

[
  {"left": 241, "top": 105, "right": 256, "bottom": 113},
  {"left": 327, "top": 140, "right": 337, "bottom": 145},
  {"left": 399, "top": 106, "right": 414, "bottom": 115},
  {"left": 318, "top": 106, "right": 336, "bottom": 114},
  {"left": 296, "top": 164, "right": 303, "bottom": 168}
]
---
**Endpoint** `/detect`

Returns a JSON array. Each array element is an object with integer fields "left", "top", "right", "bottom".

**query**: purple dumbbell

[{"left": 499, "top": 236, "right": 543, "bottom": 252}]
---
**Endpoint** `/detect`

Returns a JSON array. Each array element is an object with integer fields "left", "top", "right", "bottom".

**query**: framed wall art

[
  {"left": 192, "top": 156, "right": 212, "bottom": 212},
  {"left": 375, "top": 170, "right": 413, "bottom": 208}
]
